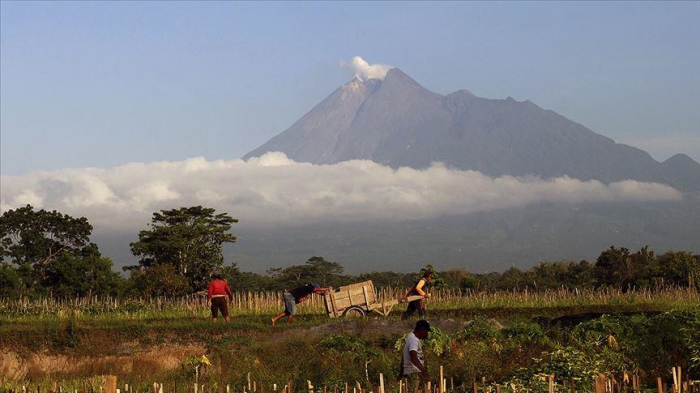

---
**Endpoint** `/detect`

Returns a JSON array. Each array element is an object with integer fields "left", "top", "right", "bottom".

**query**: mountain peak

[
  {"left": 383, "top": 68, "right": 422, "bottom": 87},
  {"left": 664, "top": 153, "right": 699, "bottom": 166},
  {"left": 662, "top": 154, "right": 700, "bottom": 190},
  {"left": 243, "top": 68, "right": 698, "bottom": 190}
]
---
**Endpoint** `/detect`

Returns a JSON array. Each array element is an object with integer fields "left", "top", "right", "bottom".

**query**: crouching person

[{"left": 271, "top": 282, "right": 331, "bottom": 325}]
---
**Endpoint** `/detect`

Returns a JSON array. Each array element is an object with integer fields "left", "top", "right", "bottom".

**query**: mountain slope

[{"left": 245, "top": 68, "right": 698, "bottom": 190}]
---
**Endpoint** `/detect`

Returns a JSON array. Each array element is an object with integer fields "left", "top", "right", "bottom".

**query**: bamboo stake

[
  {"left": 379, "top": 374, "right": 385, "bottom": 393},
  {"left": 439, "top": 367, "right": 444, "bottom": 393},
  {"left": 105, "top": 376, "right": 117, "bottom": 393},
  {"left": 595, "top": 374, "right": 606, "bottom": 393},
  {"left": 673, "top": 368, "right": 679, "bottom": 393},
  {"left": 658, "top": 377, "right": 664, "bottom": 393},
  {"left": 549, "top": 375, "right": 554, "bottom": 393}
]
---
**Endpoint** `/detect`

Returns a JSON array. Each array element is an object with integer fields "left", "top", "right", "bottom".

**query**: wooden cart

[{"left": 322, "top": 280, "right": 423, "bottom": 318}]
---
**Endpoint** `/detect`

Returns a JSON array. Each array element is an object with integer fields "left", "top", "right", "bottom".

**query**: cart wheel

[{"left": 342, "top": 307, "right": 366, "bottom": 318}]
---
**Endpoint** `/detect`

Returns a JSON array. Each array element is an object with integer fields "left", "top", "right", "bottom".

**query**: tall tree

[
  {"left": 128, "top": 206, "right": 238, "bottom": 291},
  {"left": 0, "top": 205, "right": 92, "bottom": 269},
  {"left": 1, "top": 205, "right": 94, "bottom": 291},
  {"left": 651, "top": 251, "right": 700, "bottom": 287},
  {"left": 0, "top": 205, "right": 120, "bottom": 297},
  {"left": 594, "top": 245, "right": 654, "bottom": 289}
]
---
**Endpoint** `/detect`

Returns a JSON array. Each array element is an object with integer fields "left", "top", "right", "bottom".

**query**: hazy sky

[{"left": 1, "top": 1, "right": 699, "bottom": 175}]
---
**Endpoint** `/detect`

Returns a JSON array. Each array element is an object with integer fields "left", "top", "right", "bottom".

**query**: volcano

[{"left": 245, "top": 68, "right": 698, "bottom": 190}]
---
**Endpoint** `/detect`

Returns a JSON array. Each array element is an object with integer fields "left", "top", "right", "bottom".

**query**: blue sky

[{"left": 2, "top": 1, "right": 699, "bottom": 175}]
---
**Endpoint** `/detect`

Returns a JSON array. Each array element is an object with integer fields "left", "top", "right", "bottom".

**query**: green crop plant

[{"left": 182, "top": 355, "right": 211, "bottom": 384}]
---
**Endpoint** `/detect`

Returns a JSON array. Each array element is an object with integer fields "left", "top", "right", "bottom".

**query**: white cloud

[
  {"left": 0, "top": 153, "right": 683, "bottom": 233},
  {"left": 340, "top": 56, "right": 394, "bottom": 81}
]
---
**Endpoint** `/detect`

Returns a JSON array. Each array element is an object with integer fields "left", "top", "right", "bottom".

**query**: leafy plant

[{"left": 182, "top": 355, "right": 211, "bottom": 383}]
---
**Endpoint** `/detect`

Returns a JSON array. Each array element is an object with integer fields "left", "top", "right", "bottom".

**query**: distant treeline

[
  {"left": 1, "top": 204, "right": 698, "bottom": 299},
  {"left": 220, "top": 246, "right": 700, "bottom": 294}
]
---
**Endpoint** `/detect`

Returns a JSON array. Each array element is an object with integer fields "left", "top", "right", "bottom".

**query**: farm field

[{"left": 1, "top": 288, "right": 699, "bottom": 392}]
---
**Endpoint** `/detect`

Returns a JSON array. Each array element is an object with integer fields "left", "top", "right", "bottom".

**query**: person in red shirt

[{"left": 207, "top": 272, "right": 233, "bottom": 322}]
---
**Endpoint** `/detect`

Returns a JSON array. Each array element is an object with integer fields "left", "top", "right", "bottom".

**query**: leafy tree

[
  {"left": 266, "top": 256, "right": 348, "bottom": 289},
  {"left": 128, "top": 206, "right": 237, "bottom": 291},
  {"left": 126, "top": 264, "right": 191, "bottom": 297},
  {"left": 1, "top": 205, "right": 92, "bottom": 276},
  {"left": 525, "top": 260, "right": 595, "bottom": 290},
  {"left": 0, "top": 262, "right": 21, "bottom": 298},
  {"left": 527, "top": 261, "right": 563, "bottom": 290},
  {"left": 650, "top": 251, "right": 700, "bottom": 287},
  {"left": 595, "top": 246, "right": 654, "bottom": 289},
  {"left": 42, "top": 244, "right": 123, "bottom": 297},
  {"left": 0, "top": 205, "right": 104, "bottom": 295},
  {"left": 497, "top": 266, "right": 526, "bottom": 290},
  {"left": 566, "top": 260, "right": 596, "bottom": 289},
  {"left": 305, "top": 256, "right": 345, "bottom": 283},
  {"left": 459, "top": 274, "right": 479, "bottom": 292}
]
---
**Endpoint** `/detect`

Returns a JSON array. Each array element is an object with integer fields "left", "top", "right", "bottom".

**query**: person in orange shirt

[
  {"left": 402, "top": 271, "right": 432, "bottom": 320},
  {"left": 207, "top": 272, "right": 233, "bottom": 322}
]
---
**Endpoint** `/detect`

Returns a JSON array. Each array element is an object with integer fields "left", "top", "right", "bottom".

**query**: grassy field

[
  {"left": 1, "top": 288, "right": 699, "bottom": 392},
  {"left": 2, "top": 287, "right": 697, "bottom": 322}
]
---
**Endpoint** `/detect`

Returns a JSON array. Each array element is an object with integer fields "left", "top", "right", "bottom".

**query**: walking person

[
  {"left": 402, "top": 320, "right": 431, "bottom": 383},
  {"left": 207, "top": 272, "right": 233, "bottom": 322},
  {"left": 402, "top": 271, "right": 432, "bottom": 320},
  {"left": 271, "top": 282, "right": 331, "bottom": 325}
]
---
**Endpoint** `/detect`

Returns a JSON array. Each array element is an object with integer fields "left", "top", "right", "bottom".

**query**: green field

[{"left": 1, "top": 288, "right": 699, "bottom": 393}]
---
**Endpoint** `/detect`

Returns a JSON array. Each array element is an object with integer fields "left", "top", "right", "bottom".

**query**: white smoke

[
  {"left": 0, "top": 152, "right": 683, "bottom": 233},
  {"left": 340, "top": 56, "right": 394, "bottom": 81}
]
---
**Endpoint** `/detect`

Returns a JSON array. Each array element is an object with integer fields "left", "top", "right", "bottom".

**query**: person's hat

[
  {"left": 415, "top": 319, "right": 431, "bottom": 332},
  {"left": 212, "top": 271, "right": 223, "bottom": 279}
]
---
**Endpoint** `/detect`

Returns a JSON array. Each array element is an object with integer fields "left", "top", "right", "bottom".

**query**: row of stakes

[{"left": 7, "top": 366, "right": 696, "bottom": 393}]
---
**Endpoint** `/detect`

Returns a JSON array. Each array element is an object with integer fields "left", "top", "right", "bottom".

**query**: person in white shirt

[{"left": 402, "top": 319, "right": 431, "bottom": 381}]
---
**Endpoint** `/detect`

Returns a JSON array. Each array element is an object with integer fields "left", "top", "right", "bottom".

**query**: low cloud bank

[
  {"left": 1, "top": 152, "right": 683, "bottom": 232},
  {"left": 340, "top": 56, "right": 394, "bottom": 81}
]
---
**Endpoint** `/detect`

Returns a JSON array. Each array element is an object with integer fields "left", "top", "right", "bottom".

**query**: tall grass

[{"left": 1, "top": 287, "right": 697, "bottom": 322}]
